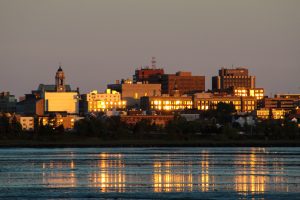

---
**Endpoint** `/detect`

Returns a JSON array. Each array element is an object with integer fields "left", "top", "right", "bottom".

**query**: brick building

[
  {"left": 161, "top": 71, "right": 205, "bottom": 95},
  {"left": 212, "top": 67, "right": 255, "bottom": 91}
]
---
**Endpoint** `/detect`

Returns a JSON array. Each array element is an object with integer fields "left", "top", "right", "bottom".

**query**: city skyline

[{"left": 1, "top": 0, "right": 300, "bottom": 97}]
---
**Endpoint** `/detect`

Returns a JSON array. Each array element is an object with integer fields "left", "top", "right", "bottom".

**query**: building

[
  {"left": 44, "top": 92, "right": 79, "bottom": 114},
  {"left": 0, "top": 92, "right": 17, "bottom": 113},
  {"left": 39, "top": 114, "right": 83, "bottom": 130},
  {"left": 212, "top": 67, "right": 255, "bottom": 91},
  {"left": 81, "top": 89, "right": 126, "bottom": 113},
  {"left": 274, "top": 94, "right": 300, "bottom": 108},
  {"left": 194, "top": 93, "right": 257, "bottom": 112},
  {"left": 120, "top": 115, "right": 174, "bottom": 127},
  {"left": 16, "top": 94, "right": 44, "bottom": 116},
  {"left": 40, "top": 66, "right": 79, "bottom": 114},
  {"left": 232, "top": 87, "right": 264, "bottom": 100},
  {"left": 254, "top": 109, "right": 287, "bottom": 120},
  {"left": 107, "top": 80, "right": 161, "bottom": 107},
  {"left": 161, "top": 71, "right": 205, "bottom": 95},
  {"left": 133, "top": 58, "right": 164, "bottom": 83},
  {"left": 19, "top": 116, "right": 34, "bottom": 131},
  {"left": 140, "top": 95, "right": 193, "bottom": 111},
  {"left": 261, "top": 97, "right": 295, "bottom": 111}
]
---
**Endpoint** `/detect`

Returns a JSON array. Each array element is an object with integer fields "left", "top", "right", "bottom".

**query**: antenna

[{"left": 151, "top": 57, "right": 156, "bottom": 69}]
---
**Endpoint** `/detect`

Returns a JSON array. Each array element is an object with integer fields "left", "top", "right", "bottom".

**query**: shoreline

[{"left": 0, "top": 139, "right": 300, "bottom": 148}]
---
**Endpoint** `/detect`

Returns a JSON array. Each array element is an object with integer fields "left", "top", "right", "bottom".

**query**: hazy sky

[{"left": 1, "top": 0, "right": 299, "bottom": 98}]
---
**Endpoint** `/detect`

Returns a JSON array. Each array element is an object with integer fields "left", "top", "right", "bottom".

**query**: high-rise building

[
  {"left": 161, "top": 71, "right": 205, "bottom": 95},
  {"left": 212, "top": 67, "right": 255, "bottom": 91}
]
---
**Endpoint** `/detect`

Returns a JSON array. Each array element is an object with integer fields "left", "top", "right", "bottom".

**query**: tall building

[
  {"left": 107, "top": 80, "right": 161, "bottom": 107},
  {"left": 0, "top": 92, "right": 17, "bottom": 113},
  {"left": 161, "top": 71, "right": 205, "bottom": 95},
  {"left": 212, "top": 67, "right": 255, "bottom": 91},
  {"left": 81, "top": 89, "right": 126, "bottom": 113}
]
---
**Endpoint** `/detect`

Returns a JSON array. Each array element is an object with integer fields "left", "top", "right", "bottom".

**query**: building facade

[
  {"left": 232, "top": 87, "right": 264, "bottom": 100},
  {"left": 39, "top": 67, "right": 80, "bottom": 114},
  {"left": 107, "top": 81, "right": 161, "bottom": 107},
  {"left": 39, "top": 114, "right": 83, "bottom": 130},
  {"left": 82, "top": 89, "right": 126, "bottom": 113},
  {"left": 140, "top": 95, "right": 193, "bottom": 111},
  {"left": 261, "top": 97, "right": 295, "bottom": 111},
  {"left": 254, "top": 109, "right": 287, "bottom": 120},
  {"left": 194, "top": 93, "right": 257, "bottom": 112},
  {"left": 19, "top": 116, "right": 34, "bottom": 131},
  {"left": 161, "top": 71, "right": 205, "bottom": 95},
  {"left": 212, "top": 67, "right": 255, "bottom": 91},
  {"left": 16, "top": 94, "right": 44, "bottom": 116}
]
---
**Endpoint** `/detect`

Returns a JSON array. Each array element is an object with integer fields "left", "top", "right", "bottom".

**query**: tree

[{"left": 216, "top": 102, "right": 236, "bottom": 124}]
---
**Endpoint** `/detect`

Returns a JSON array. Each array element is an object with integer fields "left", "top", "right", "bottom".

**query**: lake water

[{"left": 0, "top": 147, "right": 299, "bottom": 199}]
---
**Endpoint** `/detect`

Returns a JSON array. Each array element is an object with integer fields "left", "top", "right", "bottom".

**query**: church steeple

[{"left": 55, "top": 65, "right": 65, "bottom": 92}]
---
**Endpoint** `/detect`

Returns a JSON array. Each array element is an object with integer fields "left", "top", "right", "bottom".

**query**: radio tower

[{"left": 151, "top": 57, "right": 156, "bottom": 69}]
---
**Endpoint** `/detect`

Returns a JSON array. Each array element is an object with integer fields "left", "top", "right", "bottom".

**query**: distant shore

[{"left": 0, "top": 138, "right": 300, "bottom": 147}]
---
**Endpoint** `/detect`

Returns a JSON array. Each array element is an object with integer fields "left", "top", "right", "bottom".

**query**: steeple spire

[{"left": 55, "top": 65, "right": 65, "bottom": 92}]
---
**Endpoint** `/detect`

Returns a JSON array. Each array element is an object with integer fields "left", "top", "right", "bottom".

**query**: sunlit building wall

[
  {"left": 140, "top": 96, "right": 193, "bottom": 111},
  {"left": 194, "top": 93, "right": 257, "bottom": 112},
  {"left": 44, "top": 92, "right": 79, "bottom": 114},
  {"left": 19, "top": 116, "right": 34, "bottom": 131},
  {"left": 39, "top": 114, "right": 82, "bottom": 130},
  {"left": 83, "top": 89, "right": 126, "bottom": 112},
  {"left": 233, "top": 87, "right": 264, "bottom": 100},
  {"left": 254, "top": 108, "right": 287, "bottom": 120}
]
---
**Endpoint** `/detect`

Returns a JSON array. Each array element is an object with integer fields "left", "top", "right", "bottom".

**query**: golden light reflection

[
  {"left": 42, "top": 160, "right": 77, "bottom": 188},
  {"left": 234, "top": 149, "right": 266, "bottom": 193},
  {"left": 90, "top": 153, "right": 125, "bottom": 192},
  {"left": 199, "top": 151, "right": 211, "bottom": 192},
  {"left": 153, "top": 161, "right": 193, "bottom": 192}
]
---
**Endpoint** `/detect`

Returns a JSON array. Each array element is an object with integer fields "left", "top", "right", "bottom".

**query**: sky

[{"left": 0, "top": 0, "right": 300, "bottom": 98}]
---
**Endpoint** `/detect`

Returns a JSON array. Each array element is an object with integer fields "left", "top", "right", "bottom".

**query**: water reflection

[
  {"left": 36, "top": 148, "right": 295, "bottom": 194},
  {"left": 90, "top": 153, "right": 125, "bottom": 192},
  {"left": 234, "top": 152, "right": 266, "bottom": 193},
  {"left": 153, "top": 151, "right": 215, "bottom": 192},
  {"left": 234, "top": 148, "right": 286, "bottom": 194},
  {"left": 153, "top": 161, "right": 193, "bottom": 192},
  {"left": 42, "top": 160, "right": 77, "bottom": 188}
]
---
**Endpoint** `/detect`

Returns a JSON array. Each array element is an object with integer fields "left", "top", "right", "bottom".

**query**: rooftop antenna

[{"left": 151, "top": 57, "right": 156, "bottom": 69}]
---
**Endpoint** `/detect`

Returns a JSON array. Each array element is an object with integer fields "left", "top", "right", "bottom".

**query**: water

[{"left": 0, "top": 147, "right": 299, "bottom": 199}]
